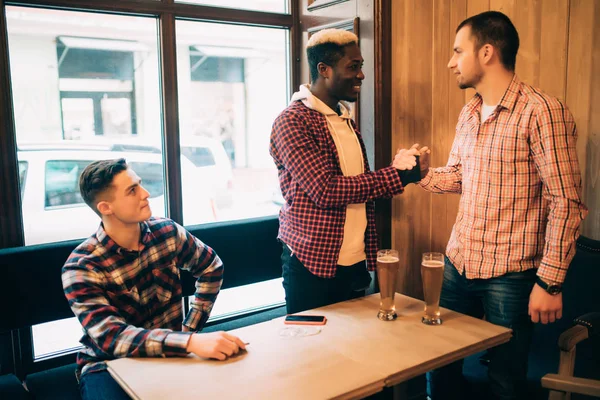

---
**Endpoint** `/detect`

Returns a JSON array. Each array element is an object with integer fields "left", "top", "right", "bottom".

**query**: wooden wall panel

[
  {"left": 490, "top": 0, "right": 569, "bottom": 101},
  {"left": 586, "top": 2, "right": 600, "bottom": 239},
  {"left": 566, "top": 0, "right": 593, "bottom": 198},
  {"left": 491, "top": 0, "right": 542, "bottom": 87},
  {"left": 466, "top": 0, "right": 490, "bottom": 20},
  {"left": 446, "top": 3, "right": 468, "bottom": 241},
  {"left": 539, "top": 0, "right": 569, "bottom": 101},
  {"left": 567, "top": 0, "right": 600, "bottom": 239},
  {"left": 391, "top": 0, "right": 433, "bottom": 298},
  {"left": 462, "top": 0, "right": 569, "bottom": 101},
  {"left": 464, "top": 0, "right": 490, "bottom": 103},
  {"left": 431, "top": 0, "right": 465, "bottom": 254},
  {"left": 431, "top": 0, "right": 452, "bottom": 256}
]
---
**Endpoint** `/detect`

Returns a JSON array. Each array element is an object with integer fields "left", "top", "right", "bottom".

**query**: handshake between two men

[{"left": 393, "top": 144, "right": 431, "bottom": 181}]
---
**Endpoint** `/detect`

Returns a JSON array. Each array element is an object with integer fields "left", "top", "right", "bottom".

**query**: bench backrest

[{"left": 0, "top": 217, "right": 281, "bottom": 330}]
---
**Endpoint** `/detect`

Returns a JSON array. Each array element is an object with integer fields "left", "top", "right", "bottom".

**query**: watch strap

[{"left": 535, "top": 276, "right": 562, "bottom": 294}]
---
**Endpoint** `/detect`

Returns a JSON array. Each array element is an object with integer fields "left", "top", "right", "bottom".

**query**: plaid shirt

[
  {"left": 62, "top": 217, "right": 223, "bottom": 377},
  {"left": 421, "top": 75, "right": 587, "bottom": 283},
  {"left": 270, "top": 100, "right": 404, "bottom": 278}
]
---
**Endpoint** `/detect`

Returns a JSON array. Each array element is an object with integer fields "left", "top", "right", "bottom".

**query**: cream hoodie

[{"left": 290, "top": 85, "right": 367, "bottom": 266}]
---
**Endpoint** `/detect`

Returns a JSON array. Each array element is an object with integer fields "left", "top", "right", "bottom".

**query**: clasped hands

[{"left": 393, "top": 143, "right": 430, "bottom": 178}]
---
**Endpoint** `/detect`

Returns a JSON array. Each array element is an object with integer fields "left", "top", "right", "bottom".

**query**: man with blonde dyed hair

[{"left": 270, "top": 28, "right": 428, "bottom": 313}]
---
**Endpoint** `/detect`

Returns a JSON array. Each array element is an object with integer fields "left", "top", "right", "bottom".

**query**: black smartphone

[{"left": 284, "top": 314, "right": 327, "bottom": 325}]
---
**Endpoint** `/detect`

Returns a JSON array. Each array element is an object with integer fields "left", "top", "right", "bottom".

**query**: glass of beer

[
  {"left": 376, "top": 249, "right": 400, "bottom": 321},
  {"left": 421, "top": 252, "right": 445, "bottom": 325}
]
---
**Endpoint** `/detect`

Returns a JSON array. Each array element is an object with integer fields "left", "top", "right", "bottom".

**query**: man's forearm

[
  {"left": 419, "top": 166, "right": 462, "bottom": 194},
  {"left": 537, "top": 198, "right": 587, "bottom": 283}
]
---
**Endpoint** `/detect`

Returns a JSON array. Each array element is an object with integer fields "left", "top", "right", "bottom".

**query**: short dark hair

[
  {"left": 307, "top": 42, "right": 351, "bottom": 83},
  {"left": 457, "top": 11, "right": 520, "bottom": 71},
  {"left": 79, "top": 158, "right": 128, "bottom": 216}
]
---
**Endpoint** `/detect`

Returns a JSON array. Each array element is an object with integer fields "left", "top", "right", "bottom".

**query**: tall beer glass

[
  {"left": 421, "top": 252, "right": 445, "bottom": 325},
  {"left": 377, "top": 249, "right": 399, "bottom": 321}
]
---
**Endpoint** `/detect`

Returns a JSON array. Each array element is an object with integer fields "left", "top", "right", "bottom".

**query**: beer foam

[
  {"left": 378, "top": 256, "right": 399, "bottom": 263},
  {"left": 422, "top": 260, "right": 444, "bottom": 268}
]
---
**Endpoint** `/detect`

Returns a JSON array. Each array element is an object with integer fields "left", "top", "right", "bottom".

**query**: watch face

[{"left": 548, "top": 285, "right": 561, "bottom": 295}]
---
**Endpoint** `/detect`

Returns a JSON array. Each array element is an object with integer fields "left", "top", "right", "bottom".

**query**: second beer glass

[
  {"left": 376, "top": 249, "right": 400, "bottom": 321},
  {"left": 421, "top": 252, "right": 445, "bottom": 325}
]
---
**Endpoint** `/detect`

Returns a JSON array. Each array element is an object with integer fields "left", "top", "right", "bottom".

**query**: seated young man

[{"left": 62, "top": 158, "right": 245, "bottom": 400}]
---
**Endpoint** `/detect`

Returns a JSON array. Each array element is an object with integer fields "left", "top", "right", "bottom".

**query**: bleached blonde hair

[{"left": 307, "top": 28, "right": 358, "bottom": 48}]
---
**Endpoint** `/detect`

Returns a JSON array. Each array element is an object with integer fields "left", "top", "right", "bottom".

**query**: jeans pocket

[{"left": 281, "top": 244, "right": 305, "bottom": 277}]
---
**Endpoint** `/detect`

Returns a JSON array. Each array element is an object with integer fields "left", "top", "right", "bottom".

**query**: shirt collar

[
  {"left": 467, "top": 74, "right": 522, "bottom": 115},
  {"left": 497, "top": 74, "right": 521, "bottom": 112},
  {"left": 95, "top": 219, "right": 151, "bottom": 254}
]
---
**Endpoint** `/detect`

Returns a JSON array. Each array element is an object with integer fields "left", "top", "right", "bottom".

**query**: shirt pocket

[
  {"left": 106, "top": 286, "right": 141, "bottom": 320},
  {"left": 487, "top": 124, "right": 530, "bottom": 164},
  {"left": 153, "top": 261, "right": 180, "bottom": 303}
]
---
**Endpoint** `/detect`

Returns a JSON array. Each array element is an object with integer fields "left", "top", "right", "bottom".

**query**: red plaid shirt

[
  {"left": 270, "top": 100, "right": 404, "bottom": 278},
  {"left": 62, "top": 217, "right": 223, "bottom": 377},
  {"left": 421, "top": 75, "right": 587, "bottom": 283}
]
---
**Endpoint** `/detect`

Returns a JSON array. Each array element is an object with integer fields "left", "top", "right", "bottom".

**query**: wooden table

[{"left": 108, "top": 294, "right": 511, "bottom": 400}]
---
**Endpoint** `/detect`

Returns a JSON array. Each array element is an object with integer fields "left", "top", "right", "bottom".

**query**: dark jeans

[
  {"left": 80, "top": 370, "right": 131, "bottom": 400},
  {"left": 428, "top": 258, "right": 536, "bottom": 400},
  {"left": 281, "top": 242, "right": 371, "bottom": 314}
]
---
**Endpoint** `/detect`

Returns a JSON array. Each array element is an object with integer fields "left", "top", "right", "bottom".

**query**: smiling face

[
  {"left": 325, "top": 43, "right": 364, "bottom": 103},
  {"left": 447, "top": 25, "right": 484, "bottom": 90},
  {"left": 97, "top": 168, "right": 152, "bottom": 224}
]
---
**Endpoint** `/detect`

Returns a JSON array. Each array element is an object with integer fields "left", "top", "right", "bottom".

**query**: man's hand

[
  {"left": 528, "top": 284, "right": 562, "bottom": 324},
  {"left": 393, "top": 144, "right": 419, "bottom": 170},
  {"left": 418, "top": 145, "right": 430, "bottom": 178},
  {"left": 186, "top": 331, "right": 247, "bottom": 360}
]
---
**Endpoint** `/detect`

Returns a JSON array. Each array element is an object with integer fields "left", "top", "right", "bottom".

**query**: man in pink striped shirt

[{"left": 420, "top": 11, "right": 588, "bottom": 400}]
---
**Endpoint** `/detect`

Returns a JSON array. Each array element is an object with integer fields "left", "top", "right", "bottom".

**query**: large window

[
  {"left": 176, "top": 21, "right": 287, "bottom": 224},
  {"left": 7, "top": 7, "right": 287, "bottom": 242},
  {"left": 3, "top": 2, "right": 292, "bottom": 367},
  {"left": 7, "top": 8, "right": 167, "bottom": 245}
]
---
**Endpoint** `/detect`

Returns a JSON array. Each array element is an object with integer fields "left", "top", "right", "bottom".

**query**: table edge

[{"left": 384, "top": 330, "right": 512, "bottom": 387}]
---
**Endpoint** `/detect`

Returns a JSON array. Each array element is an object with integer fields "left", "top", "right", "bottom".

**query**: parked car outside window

[
  {"left": 17, "top": 141, "right": 217, "bottom": 245},
  {"left": 180, "top": 135, "right": 234, "bottom": 209}
]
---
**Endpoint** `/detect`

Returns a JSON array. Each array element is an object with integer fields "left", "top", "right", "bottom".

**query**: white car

[
  {"left": 17, "top": 142, "right": 217, "bottom": 245},
  {"left": 76, "top": 135, "right": 235, "bottom": 209},
  {"left": 179, "top": 136, "right": 234, "bottom": 209}
]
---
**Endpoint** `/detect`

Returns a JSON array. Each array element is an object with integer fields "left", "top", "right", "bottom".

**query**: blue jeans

[
  {"left": 80, "top": 370, "right": 130, "bottom": 400},
  {"left": 428, "top": 259, "right": 536, "bottom": 400}
]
